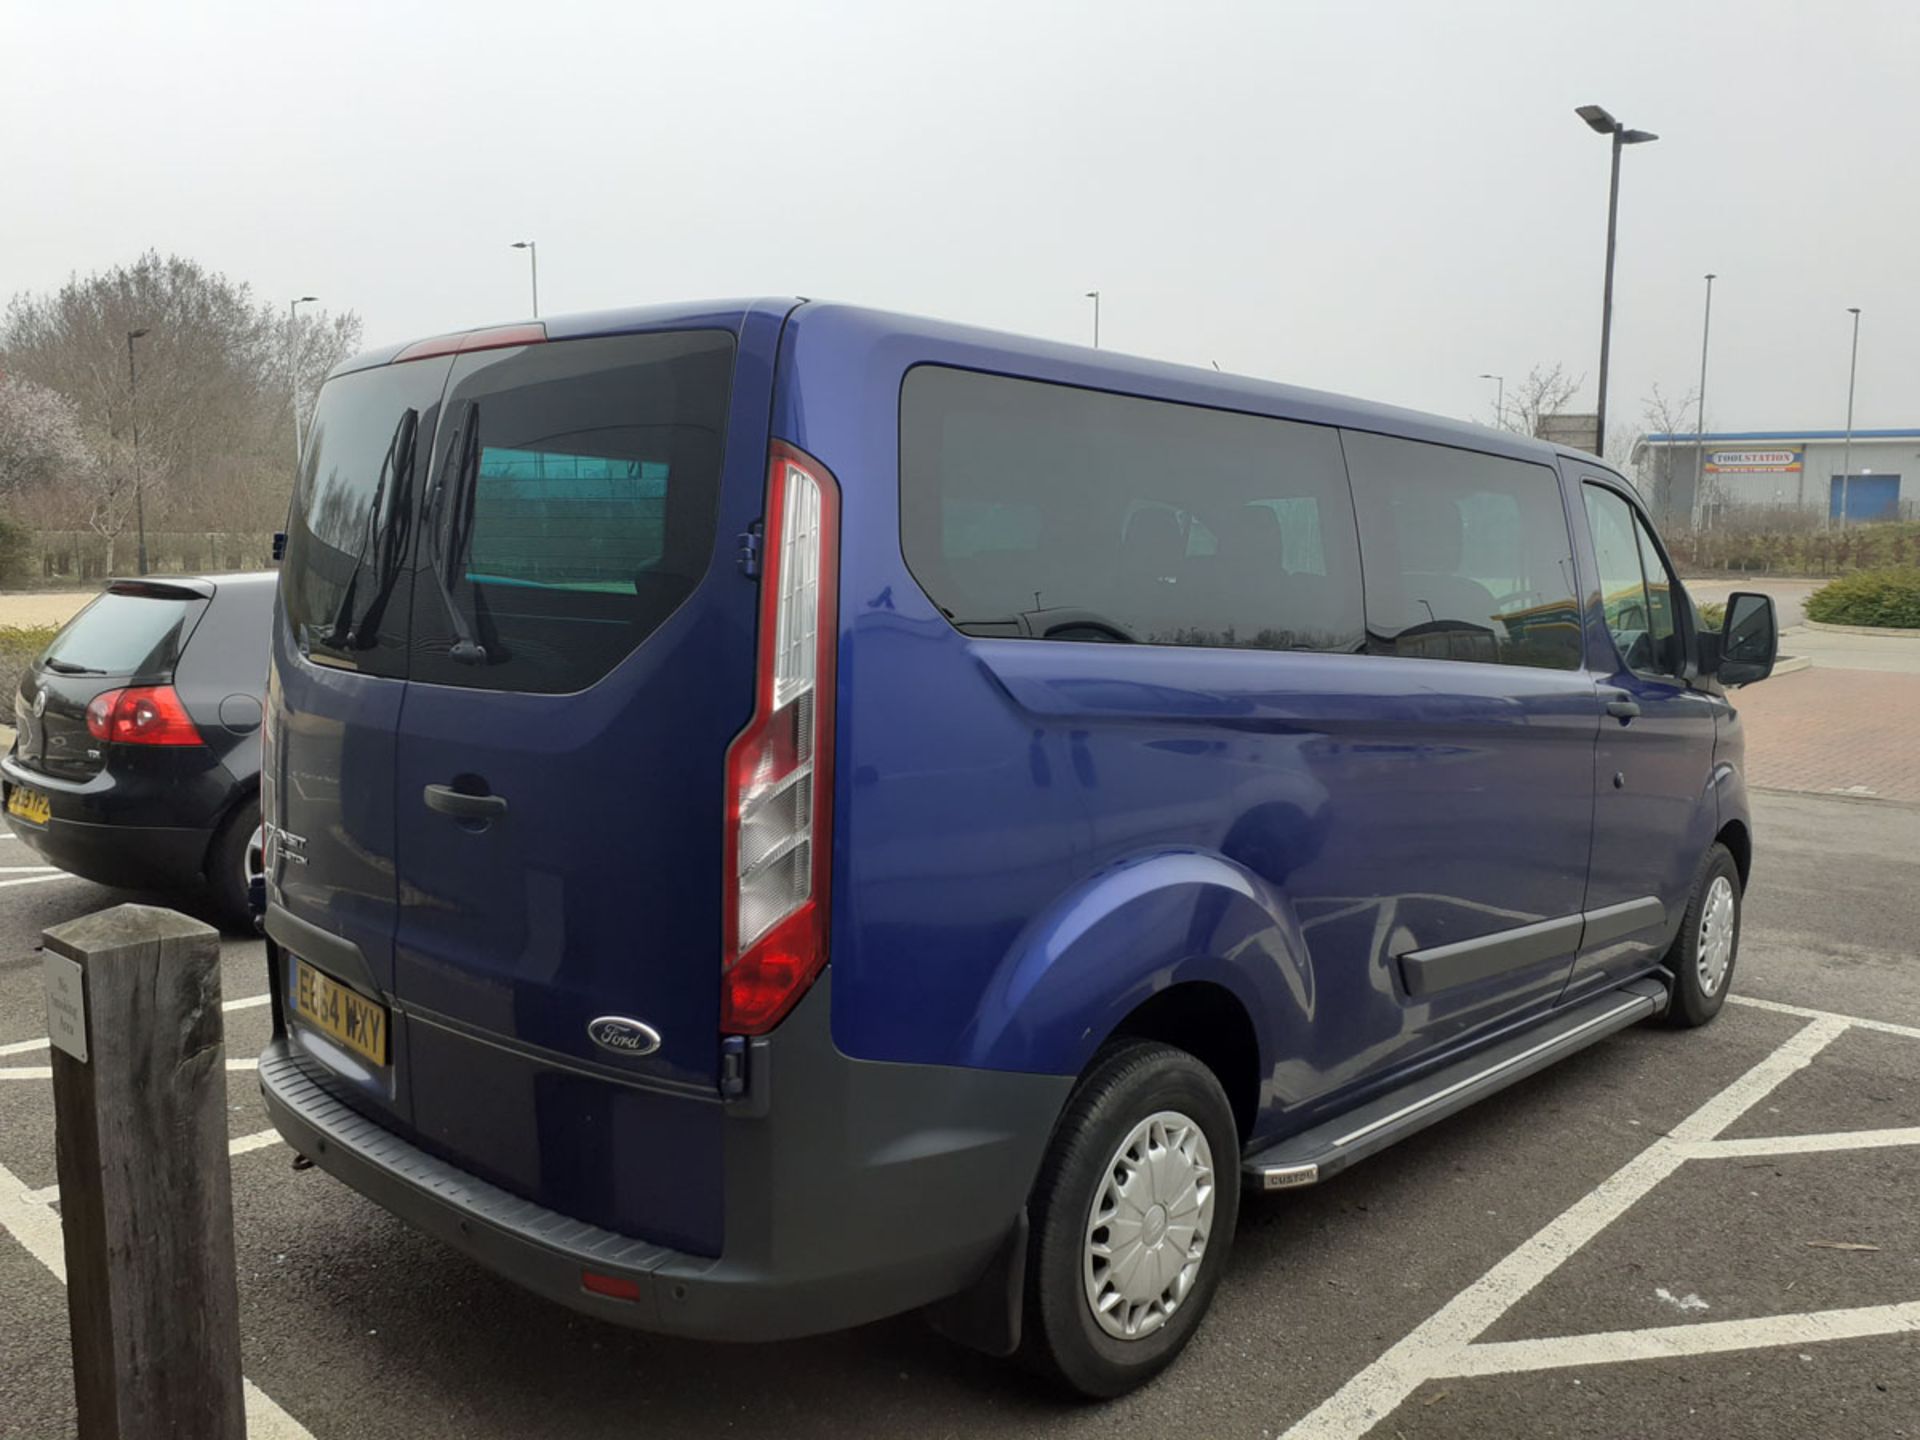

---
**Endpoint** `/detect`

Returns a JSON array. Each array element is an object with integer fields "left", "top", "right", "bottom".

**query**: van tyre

[
  {"left": 1020, "top": 1040, "right": 1239, "bottom": 1399},
  {"left": 206, "top": 795, "right": 263, "bottom": 935},
  {"left": 1664, "top": 842, "right": 1741, "bottom": 1028}
]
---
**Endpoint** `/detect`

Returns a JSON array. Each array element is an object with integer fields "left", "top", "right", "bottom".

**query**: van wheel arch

[
  {"left": 1715, "top": 819, "right": 1751, "bottom": 889},
  {"left": 1103, "top": 981, "right": 1261, "bottom": 1147}
]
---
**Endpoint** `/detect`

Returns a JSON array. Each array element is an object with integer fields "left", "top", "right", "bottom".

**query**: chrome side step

[{"left": 1242, "top": 976, "right": 1667, "bottom": 1192}]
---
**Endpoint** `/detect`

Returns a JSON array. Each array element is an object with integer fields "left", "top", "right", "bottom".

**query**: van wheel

[
  {"left": 1664, "top": 842, "right": 1741, "bottom": 1028},
  {"left": 1020, "top": 1040, "right": 1239, "bottom": 1399},
  {"left": 205, "top": 796, "right": 263, "bottom": 936}
]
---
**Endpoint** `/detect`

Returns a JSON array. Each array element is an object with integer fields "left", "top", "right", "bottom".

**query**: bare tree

[
  {"left": 1, "top": 252, "right": 362, "bottom": 538},
  {"left": 1498, "top": 363, "right": 1585, "bottom": 440},
  {"left": 1636, "top": 383, "right": 1700, "bottom": 527}
]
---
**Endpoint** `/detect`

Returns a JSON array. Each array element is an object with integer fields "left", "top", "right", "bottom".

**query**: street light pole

[
  {"left": 126, "top": 328, "right": 150, "bottom": 576},
  {"left": 1085, "top": 290, "right": 1100, "bottom": 348},
  {"left": 289, "top": 296, "right": 318, "bottom": 480},
  {"left": 513, "top": 241, "right": 539, "bottom": 317},
  {"left": 1692, "top": 273, "right": 1716, "bottom": 529},
  {"left": 1576, "top": 105, "right": 1659, "bottom": 457},
  {"left": 1479, "top": 373, "right": 1505, "bottom": 428},
  {"left": 1839, "top": 306, "right": 1862, "bottom": 529}
]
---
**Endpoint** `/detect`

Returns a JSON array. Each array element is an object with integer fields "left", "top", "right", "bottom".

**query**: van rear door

[
  {"left": 387, "top": 318, "right": 776, "bottom": 1251},
  {"left": 268, "top": 353, "right": 454, "bottom": 1122}
]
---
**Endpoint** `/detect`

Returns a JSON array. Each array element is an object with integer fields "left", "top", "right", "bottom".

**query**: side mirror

[{"left": 1718, "top": 591, "right": 1778, "bottom": 686}]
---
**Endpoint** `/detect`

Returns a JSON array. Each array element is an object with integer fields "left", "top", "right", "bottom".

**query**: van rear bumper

[{"left": 258, "top": 976, "right": 1071, "bottom": 1341}]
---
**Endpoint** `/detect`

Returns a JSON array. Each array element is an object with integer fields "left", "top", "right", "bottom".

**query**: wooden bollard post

[{"left": 43, "top": 903, "right": 245, "bottom": 1440}]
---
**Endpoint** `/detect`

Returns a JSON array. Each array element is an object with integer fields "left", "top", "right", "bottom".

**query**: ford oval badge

[{"left": 588, "top": 1016, "right": 662, "bottom": 1057}]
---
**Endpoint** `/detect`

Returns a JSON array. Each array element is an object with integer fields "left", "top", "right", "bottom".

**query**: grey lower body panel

[{"left": 260, "top": 975, "right": 1072, "bottom": 1341}]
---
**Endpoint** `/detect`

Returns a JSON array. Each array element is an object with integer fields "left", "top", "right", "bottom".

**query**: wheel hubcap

[
  {"left": 1697, "top": 874, "right": 1736, "bottom": 996},
  {"left": 245, "top": 824, "right": 266, "bottom": 892},
  {"left": 1082, "top": 1110, "right": 1215, "bottom": 1342}
]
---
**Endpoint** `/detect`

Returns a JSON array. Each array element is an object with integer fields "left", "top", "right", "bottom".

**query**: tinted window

[
  {"left": 283, "top": 356, "right": 454, "bottom": 677},
  {"left": 1584, "top": 482, "right": 1681, "bottom": 676},
  {"left": 1633, "top": 509, "right": 1683, "bottom": 674},
  {"left": 410, "top": 331, "right": 735, "bottom": 694},
  {"left": 900, "top": 367, "right": 1364, "bottom": 652},
  {"left": 42, "top": 592, "right": 199, "bottom": 677},
  {"left": 1344, "top": 431, "right": 1581, "bottom": 670}
]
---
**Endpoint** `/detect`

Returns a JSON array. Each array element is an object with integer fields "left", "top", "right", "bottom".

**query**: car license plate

[
  {"left": 6, "top": 785, "right": 51, "bottom": 826},
  {"left": 293, "top": 960, "right": 389, "bottom": 1066}
]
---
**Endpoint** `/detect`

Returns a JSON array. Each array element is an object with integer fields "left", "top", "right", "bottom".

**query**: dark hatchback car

[{"left": 4, "top": 574, "right": 274, "bottom": 930}]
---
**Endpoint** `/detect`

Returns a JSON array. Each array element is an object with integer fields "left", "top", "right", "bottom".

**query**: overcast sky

[{"left": 5, "top": 0, "right": 1915, "bottom": 438}]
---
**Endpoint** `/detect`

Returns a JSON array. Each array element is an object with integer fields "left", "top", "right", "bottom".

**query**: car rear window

[
  {"left": 41, "top": 592, "right": 201, "bottom": 677},
  {"left": 409, "top": 330, "right": 735, "bottom": 694},
  {"left": 899, "top": 366, "right": 1366, "bottom": 651}
]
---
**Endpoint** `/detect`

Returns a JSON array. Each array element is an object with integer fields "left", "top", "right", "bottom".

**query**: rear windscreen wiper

[
  {"left": 42, "top": 658, "right": 107, "bottom": 675},
  {"left": 321, "top": 408, "right": 416, "bottom": 650},
  {"left": 426, "top": 406, "right": 488, "bottom": 665}
]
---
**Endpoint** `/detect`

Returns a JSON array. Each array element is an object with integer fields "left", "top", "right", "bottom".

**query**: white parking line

[
  {"left": 1687, "top": 1126, "right": 1920, "bottom": 1160},
  {"left": 1446, "top": 1301, "right": 1920, "bottom": 1377},
  {"left": 0, "top": 1058, "right": 258, "bottom": 1081},
  {"left": 0, "top": 866, "right": 59, "bottom": 873},
  {"left": 0, "top": 874, "right": 78, "bottom": 889},
  {"left": 0, "top": 1155, "right": 313, "bottom": 1438},
  {"left": 0, "top": 992, "right": 271, "bottom": 1058},
  {"left": 1731, "top": 992, "right": 1920, "bottom": 1042},
  {"left": 1281, "top": 1014, "right": 1852, "bottom": 1439},
  {"left": 23, "top": 1129, "right": 285, "bottom": 1206}
]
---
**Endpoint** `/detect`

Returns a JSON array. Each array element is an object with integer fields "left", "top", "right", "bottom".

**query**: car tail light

[
  {"left": 83, "top": 686, "right": 204, "bottom": 746},
  {"left": 721, "top": 442, "right": 840, "bottom": 1035}
]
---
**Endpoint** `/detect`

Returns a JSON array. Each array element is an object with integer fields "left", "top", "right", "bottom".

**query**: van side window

[
  {"left": 410, "top": 330, "right": 735, "bottom": 694},
  {"left": 1583, "top": 483, "right": 1681, "bottom": 676},
  {"left": 1342, "top": 431, "right": 1582, "bottom": 670},
  {"left": 899, "top": 367, "right": 1365, "bottom": 652}
]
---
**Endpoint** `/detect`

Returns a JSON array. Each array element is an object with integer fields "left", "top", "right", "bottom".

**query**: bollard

[{"left": 43, "top": 903, "right": 245, "bottom": 1440}]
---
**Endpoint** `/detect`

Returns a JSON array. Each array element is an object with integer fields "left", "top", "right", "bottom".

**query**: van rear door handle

[
  {"left": 423, "top": 784, "right": 508, "bottom": 819},
  {"left": 1603, "top": 695, "right": 1641, "bottom": 721}
]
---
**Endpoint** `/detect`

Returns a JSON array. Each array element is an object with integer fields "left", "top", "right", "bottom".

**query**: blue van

[{"left": 259, "top": 299, "right": 1779, "bottom": 1397}]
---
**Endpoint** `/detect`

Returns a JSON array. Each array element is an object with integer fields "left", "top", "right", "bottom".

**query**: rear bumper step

[{"left": 1243, "top": 977, "right": 1668, "bottom": 1191}]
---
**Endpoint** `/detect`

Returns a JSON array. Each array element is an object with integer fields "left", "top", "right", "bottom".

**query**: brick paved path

[{"left": 1734, "top": 667, "right": 1920, "bottom": 803}]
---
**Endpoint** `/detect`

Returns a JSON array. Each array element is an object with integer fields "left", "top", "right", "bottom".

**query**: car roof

[{"left": 334, "top": 297, "right": 1592, "bottom": 470}]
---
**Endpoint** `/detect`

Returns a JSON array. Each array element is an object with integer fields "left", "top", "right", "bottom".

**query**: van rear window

[
  {"left": 409, "top": 330, "right": 734, "bottom": 694},
  {"left": 899, "top": 366, "right": 1365, "bottom": 652}
]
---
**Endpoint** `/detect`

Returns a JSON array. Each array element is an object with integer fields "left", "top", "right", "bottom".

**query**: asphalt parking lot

[{"left": 3, "top": 788, "right": 1917, "bottom": 1439}]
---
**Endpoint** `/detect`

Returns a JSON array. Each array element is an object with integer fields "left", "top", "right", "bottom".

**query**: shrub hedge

[
  {"left": 1805, "top": 569, "right": 1920, "bottom": 629},
  {"left": 0, "top": 625, "right": 60, "bottom": 711}
]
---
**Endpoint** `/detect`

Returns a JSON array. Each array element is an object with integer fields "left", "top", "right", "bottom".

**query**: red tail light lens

[
  {"left": 393, "top": 323, "right": 547, "bottom": 363},
  {"left": 84, "top": 686, "right": 204, "bottom": 746},
  {"left": 721, "top": 442, "right": 839, "bottom": 1035}
]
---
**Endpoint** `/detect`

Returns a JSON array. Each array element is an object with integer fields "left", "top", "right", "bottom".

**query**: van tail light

[
  {"left": 84, "top": 686, "right": 204, "bottom": 746},
  {"left": 721, "top": 442, "right": 840, "bottom": 1035}
]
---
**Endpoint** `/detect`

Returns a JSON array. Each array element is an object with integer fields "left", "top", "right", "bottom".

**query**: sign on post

[
  {"left": 43, "top": 904, "right": 246, "bottom": 1440},
  {"left": 43, "top": 953, "right": 87, "bottom": 1063}
]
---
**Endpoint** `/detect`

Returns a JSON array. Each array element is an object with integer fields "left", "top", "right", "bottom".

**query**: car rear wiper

[
  {"left": 426, "top": 406, "right": 488, "bottom": 665},
  {"left": 41, "top": 658, "right": 107, "bottom": 675},
  {"left": 322, "top": 409, "right": 416, "bottom": 650}
]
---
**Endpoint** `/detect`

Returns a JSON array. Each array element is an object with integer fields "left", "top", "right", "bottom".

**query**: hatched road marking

[
  {"left": 1280, "top": 1003, "right": 1920, "bottom": 1438},
  {"left": 0, "top": 1153, "right": 312, "bottom": 1439}
]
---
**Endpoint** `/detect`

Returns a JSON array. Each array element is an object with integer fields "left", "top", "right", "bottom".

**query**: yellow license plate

[
  {"left": 6, "top": 785, "right": 50, "bottom": 826},
  {"left": 294, "top": 960, "right": 389, "bottom": 1066}
]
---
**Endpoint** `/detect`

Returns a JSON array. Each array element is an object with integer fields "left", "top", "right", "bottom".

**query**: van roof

[{"left": 335, "top": 297, "right": 1599, "bottom": 472}]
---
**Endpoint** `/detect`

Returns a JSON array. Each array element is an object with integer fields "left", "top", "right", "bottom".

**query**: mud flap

[{"left": 922, "top": 1209, "right": 1028, "bottom": 1357}]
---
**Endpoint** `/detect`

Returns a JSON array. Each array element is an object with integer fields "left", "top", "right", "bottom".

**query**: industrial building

[{"left": 1632, "top": 428, "right": 1920, "bottom": 529}]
